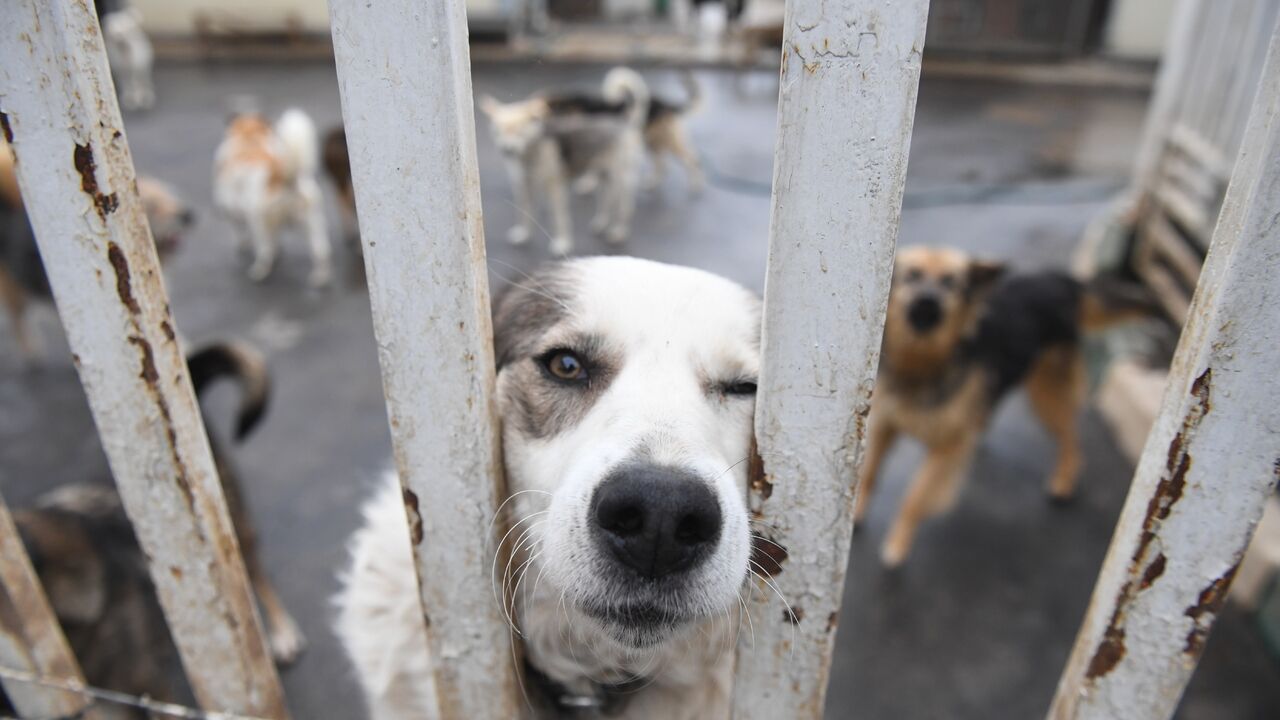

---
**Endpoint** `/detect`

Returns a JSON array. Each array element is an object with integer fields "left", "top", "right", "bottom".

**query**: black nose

[
  {"left": 907, "top": 296, "right": 943, "bottom": 332},
  {"left": 591, "top": 465, "right": 722, "bottom": 580}
]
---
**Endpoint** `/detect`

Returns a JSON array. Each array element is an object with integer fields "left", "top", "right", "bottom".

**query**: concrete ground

[{"left": 1, "top": 60, "right": 1277, "bottom": 719}]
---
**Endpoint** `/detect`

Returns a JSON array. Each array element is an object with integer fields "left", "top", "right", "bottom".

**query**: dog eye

[
  {"left": 542, "top": 350, "right": 588, "bottom": 382},
  {"left": 904, "top": 268, "right": 924, "bottom": 283},
  {"left": 938, "top": 273, "right": 956, "bottom": 289},
  {"left": 721, "top": 380, "right": 758, "bottom": 396}
]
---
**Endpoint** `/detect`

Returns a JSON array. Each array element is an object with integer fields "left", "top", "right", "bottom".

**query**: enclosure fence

[{"left": 0, "top": 1, "right": 1278, "bottom": 719}]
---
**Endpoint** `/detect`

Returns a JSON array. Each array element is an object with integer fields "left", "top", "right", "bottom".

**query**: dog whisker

[{"left": 748, "top": 560, "right": 798, "bottom": 663}]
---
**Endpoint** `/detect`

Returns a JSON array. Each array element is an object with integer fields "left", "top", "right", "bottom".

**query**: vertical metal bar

[
  {"left": 1049, "top": 17, "right": 1280, "bottom": 720},
  {"left": 327, "top": 2, "right": 518, "bottom": 718},
  {"left": 0, "top": 494, "right": 95, "bottom": 719},
  {"left": 731, "top": 1, "right": 929, "bottom": 717},
  {"left": 1130, "top": 0, "right": 1207, "bottom": 193},
  {"left": 0, "top": 2, "right": 286, "bottom": 717}
]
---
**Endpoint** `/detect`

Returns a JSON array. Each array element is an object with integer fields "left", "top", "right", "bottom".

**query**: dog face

[
  {"left": 478, "top": 96, "right": 548, "bottom": 158},
  {"left": 886, "top": 246, "right": 1005, "bottom": 349},
  {"left": 137, "top": 177, "right": 194, "bottom": 258},
  {"left": 493, "top": 257, "right": 759, "bottom": 648}
]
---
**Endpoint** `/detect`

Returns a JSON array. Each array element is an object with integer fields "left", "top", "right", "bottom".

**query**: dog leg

[
  {"left": 1027, "top": 346, "right": 1085, "bottom": 502},
  {"left": 506, "top": 168, "right": 535, "bottom": 246},
  {"left": 645, "top": 152, "right": 668, "bottom": 191},
  {"left": 854, "top": 416, "right": 898, "bottom": 528},
  {"left": 246, "top": 213, "right": 278, "bottom": 283},
  {"left": 1, "top": 265, "right": 42, "bottom": 362},
  {"left": 880, "top": 439, "right": 974, "bottom": 568},
  {"left": 670, "top": 128, "right": 706, "bottom": 195},
  {"left": 603, "top": 158, "right": 639, "bottom": 245},
  {"left": 299, "top": 181, "right": 333, "bottom": 288},
  {"left": 546, "top": 175, "right": 573, "bottom": 256}
]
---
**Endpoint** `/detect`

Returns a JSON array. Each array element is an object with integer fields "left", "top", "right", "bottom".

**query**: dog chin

[{"left": 580, "top": 599, "right": 692, "bottom": 648}]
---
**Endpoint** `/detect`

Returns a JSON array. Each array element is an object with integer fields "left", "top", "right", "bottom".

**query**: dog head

[
  {"left": 493, "top": 257, "right": 759, "bottom": 649},
  {"left": 478, "top": 96, "right": 549, "bottom": 159},
  {"left": 137, "top": 176, "right": 195, "bottom": 258},
  {"left": 884, "top": 246, "right": 1005, "bottom": 364}
]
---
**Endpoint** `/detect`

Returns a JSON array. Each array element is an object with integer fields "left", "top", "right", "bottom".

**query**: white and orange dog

[
  {"left": 336, "top": 257, "right": 762, "bottom": 719},
  {"left": 214, "top": 109, "right": 332, "bottom": 287}
]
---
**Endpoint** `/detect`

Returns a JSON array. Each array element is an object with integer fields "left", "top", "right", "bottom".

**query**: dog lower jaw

[{"left": 579, "top": 599, "right": 699, "bottom": 649}]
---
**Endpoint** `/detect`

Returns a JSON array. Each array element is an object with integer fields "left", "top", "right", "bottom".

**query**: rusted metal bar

[
  {"left": 1049, "top": 16, "right": 1280, "bottom": 720},
  {"left": 0, "top": 494, "right": 95, "bottom": 719},
  {"left": 0, "top": 2, "right": 286, "bottom": 717},
  {"left": 327, "top": 2, "right": 518, "bottom": 718},
  {"left": 731, "top": 1, "right": 930, "bottom": 717}
]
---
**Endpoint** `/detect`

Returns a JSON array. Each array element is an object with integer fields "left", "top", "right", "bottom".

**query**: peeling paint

[
  {"left": 106, "top": 242, "right": 140, "bottom": 315},
  {"left": 72, "top": 143, "right": 118, "bottom": 218},
  {"left": 0, "top": 112, "right": 12, "bottom": 144},
  {"left": 403, "top": 488, "right": 424, "bottom": 546},
  {"left": 1182, "top": 563, "right": 1239, "bottom": 656}
]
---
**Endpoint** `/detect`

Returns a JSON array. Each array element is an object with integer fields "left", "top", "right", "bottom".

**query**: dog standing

[
  {"left": 9, "top": 341, "right": 305, "bottom": 718},
  {"left": 858, "top": 246, "right": 1148, "bottom": 567},
  {"left": 1, "top": 139, "right": 193, "bottom": 362},
  {"left": 214, "top": 108, "right": 332, "bottom": 287},
  {"left": 479, "top": 68, "right": 652, "bottom": 256},
  {"left": 336, "top": 257, "right": 762, "bottom": 719},
  {"left": 97, "top": 0, "right": 156, "bottom": 112}
]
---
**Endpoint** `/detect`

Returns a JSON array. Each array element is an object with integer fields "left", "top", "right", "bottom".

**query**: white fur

[
  {"left": 337, "top": 257, "right": 761, "bottom": 719},
  {"left": 214, "top": 109, "right": 332, "bottom": 287},
  {"left": 102, "top": 9, "right": 155, "bottom": 111}
]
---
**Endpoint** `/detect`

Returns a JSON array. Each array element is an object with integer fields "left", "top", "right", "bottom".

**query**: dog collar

[{"left": 523, "top": 660, "right": 647, "bottom": 716}]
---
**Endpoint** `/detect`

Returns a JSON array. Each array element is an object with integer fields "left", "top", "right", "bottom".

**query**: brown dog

[
  {"left": 11, "top": 341, "right": 304, "bottom": 717},
  {"left": 859, "top": 246, "right": 1146, "bottom": 568},
  {"left": 1, "top": 139, "right": 193, "bottom": 362}
]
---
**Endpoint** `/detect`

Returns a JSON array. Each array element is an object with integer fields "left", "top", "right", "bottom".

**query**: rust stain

[
  {"left": 1085, "top": 369, "right": 1214, "bottom": 681},
  {"left": 783, "top": 605, "right": 804, "bottom": 625},
  {"left": 826, "top": 611, "right": 839, "bottom": 634},
  {"left": 403, "top": 488, "right": 424, "bottom": 546},
  {"left": 73, "top": 143, "right": 118, "bottom": 218},
  {"left": 160, "top": 320, "right": 175, "bottom": 342},
  {"left": 1183, "top": 563, "right": 1239, "bottom": 655},
  {"left": 1139, "top": 553, "right": 1166, "bottom": 590},
  {"left": 169, "top": 566, "right": 183, "bottom": 580},
  {"left": 747, "top": 437, "right": 772, "bottom": 501},
  {"left": 106, "top": 242, "right": 140, "bottom": 315},
  {"left": 750, "top": 531, "right": 788, "bottom": 577},
  {"left": 0, "top": 111, "right": 12, "bottom": 144},
  {"left": 127, "top": 333, "right": 199, "bottom": 523}
]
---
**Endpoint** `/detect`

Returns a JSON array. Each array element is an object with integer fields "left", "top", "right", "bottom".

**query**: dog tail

[
  {"left": 275, "top": 108, "right": 320, "bottom": 181},
  {"left": 187, "top": 341, "right": 270, "bottom": 442},
  {"left": 1080, "top": 274, "right": 1160, "bottom": 332},
  {"left": 603, "top": 67, "right": 650, "bottom": 128},
  {"left": 677, "top": 70, "right": 702, "bottom": 115}
]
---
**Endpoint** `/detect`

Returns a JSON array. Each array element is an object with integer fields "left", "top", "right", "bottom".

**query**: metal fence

[{"left": 0, "top": 1, "right": 1277, "bottom": 719}]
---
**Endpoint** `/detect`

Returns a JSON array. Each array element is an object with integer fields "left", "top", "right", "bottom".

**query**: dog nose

[
  {"left": 180, "top": 209, "right": 196, "bottom": 227},
  {"left": 907, "top": 296, "right": 943, "bottom": 332},
  {"left": 591, "top": 465, "right": 722, "bottom": 580}
]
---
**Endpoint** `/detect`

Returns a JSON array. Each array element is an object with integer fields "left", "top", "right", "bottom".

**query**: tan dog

[
  {"left": 859, "top": 246, "right": 1147, "bottom": 567},
  {"left": 1, "top": 139, "right": 193, "bottom": 361},
  {"left": 214, "top": 109, "right": 331, "bottom": 287}
]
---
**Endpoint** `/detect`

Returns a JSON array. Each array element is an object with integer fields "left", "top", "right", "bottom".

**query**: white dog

[
  {"left": 100, "top": 7, "right": 156, "bottom": 111},
  {"left": 336, "top": 257, "right": 762, "bottom": 719},
  {"left": 214, "top": 109, "right": 332, "bottom": 287}
]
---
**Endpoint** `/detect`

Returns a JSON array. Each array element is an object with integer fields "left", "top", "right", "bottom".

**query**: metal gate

[{"left": 0, "top": 1, "right": 1277, "bottom": 718}]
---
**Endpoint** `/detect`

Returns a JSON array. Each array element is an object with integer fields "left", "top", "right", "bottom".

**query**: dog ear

[
  {"left": 967, "top": 259, "right": 1006, "bottom": 294},
  {"left": 477, "top": 95, "right": 502, "bottom": 117}
]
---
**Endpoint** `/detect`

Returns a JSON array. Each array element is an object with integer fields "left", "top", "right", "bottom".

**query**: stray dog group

[
  {"left": 337, "top": 257, "right": 760, "bottom": 719},
  {"left": 859, "top": 246, "right": 1149, "bottom": 567},
  {"left": 7, "top": 341, "right": 304, "bottom": 718},
  {"left": 479, "top": 67, "right": 704, "bottom": 256}
]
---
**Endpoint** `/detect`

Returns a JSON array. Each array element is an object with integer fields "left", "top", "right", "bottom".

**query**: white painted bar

[
  {"left": 0, "top": 495, "right": 94, "bottom": 719},
  {"left": 0, "top": 2, "right": 286, "bottom": 717},
  {"left": 732, "top": 1, "right": 930, "bottom": 717},
  {"left": 327, "top": 2, "right": 518, "bottom": 718},
  {"left": 1130, "top": 0, "right": 1205, "bottom": 192},
  {"left": 1049, "top": 17, "right": 1280, "bottom": 720}
]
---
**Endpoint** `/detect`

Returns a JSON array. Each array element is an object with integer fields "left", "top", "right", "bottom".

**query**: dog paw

[
  {"left": 269, "top": 620, "right": 308, "bottom": 665},
  {"left": 247, "top": 262, "right": 273, "bottom": 283},
  {"left": 507, "top": 225, "right": 531, "bottom": 246},
  {"left": 603, "top": 225, "right": 628, "bottom": 245},
  {"left": 549, "top": 236, "right": 573, "bottom": 257},
  {"left": 879, "top": 540, "right": 907, "bottom": 569}
]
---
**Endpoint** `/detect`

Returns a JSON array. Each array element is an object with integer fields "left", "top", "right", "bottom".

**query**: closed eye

[{"left": 718, "top": 379, "right": 758, "bottom": 397}]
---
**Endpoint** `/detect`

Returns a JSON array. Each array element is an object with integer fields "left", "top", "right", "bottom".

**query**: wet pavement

[{"left": 1, "top": 60, "right": 1276, "bottom": 719}]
